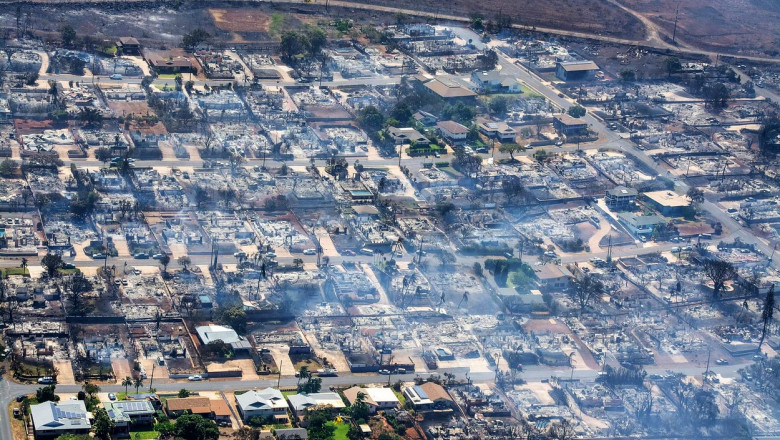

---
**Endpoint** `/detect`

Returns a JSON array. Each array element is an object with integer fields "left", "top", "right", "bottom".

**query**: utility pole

[
  {"left": 149, "top": 363, "right": 155, "bottom": 392},
  {"left": 672, "top": 4, "right": 680, "bottom": 45},
  {"left": 277, "top": 360, "right": 283, "bottom": 388}
]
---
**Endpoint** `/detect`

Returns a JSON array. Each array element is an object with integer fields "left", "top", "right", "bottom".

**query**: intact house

[
  {"left": 555, "top": 60, "right": 599, "bottom": 81},
  {"left": 196, "top": 324, "right": 252, "bottom": 354},
  {"left": 471, "top": 70, "right": 522, "bottom": 93},
  {"left": 235, "top": 388, "right": 290, "bottom": 423},
  {"left": 144, "top": 51, "right": 195, "bottom": 74},
  {"left": 165, "top": 397, "right": 212, "bottom": 418},
  {"left": 403, "top": 382, "right": 455, "bottom": 413},
  {"left": 117, "top": 37, "right": 141, "bottom": 55},
  {"left": 104, "top": 400, "right": 156, "bottom": 436},
  {"left": 31, "top": 401, "right": 92, "bottom": 439},
  {"left": 553, "top": 115, "right": 588, "bottom": 137},
  {"left": 533, "top": 265, "right": 572, "bottom": 292},
  {"left": 287, "top": 392, "right": 346, "bottom": 417},
  {"left": 478, "top": 119, "right": 517, "bottom": 142},
  {"left": 413, "top": 111, "right": 438, "bottom": 127},
  {"left": 605, "top": 186, "right": 638, "bottom": 211},
  {"left": 387, "top": 127, "right": 430, "bottom": 146},
  {"left": 421, "top": 77, "right": 477, "bottom": 103},
  {"left": 618, "top": 212, "right": 664, "bottom": 238},
  {"left": 641, "top": 190, "right": 692, "bottom": 217},
  {"left": 343, "top": 386, "right": 399, "bottom": 414},
  {"left": 437, "top": 120, "right": 469, "bottom": 145}
]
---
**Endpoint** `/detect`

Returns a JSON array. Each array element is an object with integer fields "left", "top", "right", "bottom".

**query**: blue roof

[{"left": 413, "top": 386, "right": 429, "bottom": 400}]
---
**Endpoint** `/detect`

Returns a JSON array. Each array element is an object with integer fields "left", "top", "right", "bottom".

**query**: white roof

[
  {"left": 365, "top": 387, "right": 400, "bottom": 404},
  {"left": 196, "top": 324, "right": 240, "bottom": 344},
  {"left": 236, "top": 388, "right": 288, "bottom": 411},
  {"left": 31, "top": 401, "right": 91, "bottom": 433},
  {"left": 288, "top": 393, "right": 346, "bottom": 412}
]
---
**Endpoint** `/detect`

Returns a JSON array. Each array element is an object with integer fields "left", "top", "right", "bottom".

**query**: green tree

[
  {"left": 620, "top": 69, "right": 636, "bottom": 81},
  {"left": 567, "top": 105, "right": 586, "bottom": 118},
  {"left": 78, "top": 107, "right": 103, "bottom": 127},
  {"left": 174, "top": 414, "right": 220, "bottom": 440},
  {"left": 306, "top": 409, "right": 336, "bottom": 440},
  {"left": 94, "top": 147, "right": 112, "bottom": 165},
  {"left": 36, "top": 385, "right": 58, "bottom": 402},
  {"left": 279, "top": 31, "right": 311, "bottom": 61},
  {"left": 304, "top": 25, "right": 327, "bottom": 54},
  {"left": 93, "top": 407, "right": 114, "bottom": 440},
  {"left": 159, "top": 254, "right": 171, "bottom": 273},
  {"left": 178, "top": 388, "right": 191, "bottom": 398},
  {"left": 349, "top": 391, "right": 370, "bottom": 422},
  {"left": 60, "top": 25, "right": 77, "bottom": 46},
  {"left": 218, "top": 305, "right": 248, "bottom": 334},
  {"left": 122, "top": 376, "right": 132, "bottom": 395},
  {"left": 133, "top": 377, "right": 143, "bottom": 393},
  {"left": 69, "top": 191, "right": 100, "bottom": 220},
  {"left": 498, "top": 143, "right": 522, "bottom": 160},
  {"left": 687, "top": 187, "right": 704, "bottom": 205},
  {"left": 177, "top": 256, "right": 191, "bottom": 271},
  {"left": 154, "top": 421, "right": 176, "bottom": 437},
  {"left": 664, "top": 56, "right": 682, "bottom": 77},
  {"left": 703, "top": 82, "right": 729, "bottom": 109},
  {"left": 358, "top": 106, "right": 385, "bottom": 132},
  {"left": 182, "top": 28, "right": 211, "bottom": 49},
  {"left": 489, "top": 96, "right": 509, "bottom": 115},
  {"left": 41, "top": 253, "right": 64, "bottom": 278}
]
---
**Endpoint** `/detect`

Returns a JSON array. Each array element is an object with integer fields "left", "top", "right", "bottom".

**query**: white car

[
  {"left": 303, "top": 249, "right": 317, "bottom": 255},
  {"left": 188, "top": 375, "right": 203, "bottom": 381}
]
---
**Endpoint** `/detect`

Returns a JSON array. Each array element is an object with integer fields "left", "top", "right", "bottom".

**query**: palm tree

[
  {"left": 133, "top": 377, "right": 144, "bottom": 394},
  {"left": 122, "top": 376, "right": 132, "bottom": 395}
]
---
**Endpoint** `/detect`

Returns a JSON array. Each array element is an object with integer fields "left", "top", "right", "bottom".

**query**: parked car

[
  {"left": 38, "top": 377, "right": 54, "bottom": 384},
  {"left": 188, "top": 375, "right": 203, "bottom": 381},
  {"left": 110, "top": 74, "right": 123, "bottom": 80},
  {"left": 108, "top": 393, "right": 116, "bottom": 400},
  {"left": 715, "top": 359, "right": 729, "bottom": 365},
  {"left": 303, "top": 249, "right": 317, "bottom": 255}
]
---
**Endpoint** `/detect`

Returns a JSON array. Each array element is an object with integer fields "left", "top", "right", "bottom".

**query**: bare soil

[
  {"left": 346, "top": 0, "right": 645, "bottom": 40},
  {"left": 618, "top": 0, "right": 780, "bottom": 57}
]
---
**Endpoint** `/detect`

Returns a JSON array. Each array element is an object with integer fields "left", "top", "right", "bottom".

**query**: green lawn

[
  {"left": 129, "top": 431, "right": 159, "bottom": 439},
  {"left": 157, "top": 73, "right": 179, "bottom": 80},
  {"left": 393, "top": 389, "right": 406, "bottom": 407},
  {"left": 520, "top": 84, "right": 545, "bottom": 99},
  {"left": 1, "top": 267, "right": 29, "bottom": 277},
  {"left": 282, "top": 390, "right": 297, "bottom": 399},
  {"left": 328, "top": 421, "right": 349, "bottom": 440}
]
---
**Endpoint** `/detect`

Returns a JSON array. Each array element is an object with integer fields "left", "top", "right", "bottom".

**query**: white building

[{"left": 235, "top": 388, "right": 289, "bottom": 422}]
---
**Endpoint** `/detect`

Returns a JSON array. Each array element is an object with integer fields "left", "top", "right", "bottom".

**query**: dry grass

[
  {"left": 619, "top": 0, "right": 780, "bottom": 57},
  {"left": 8, "top": 400, "right": 28, "bottom": 440},
  {"left": 347, "top": 0, "right": 645, "bottom": 39},
  {"left": 209, "top": 8, "right": 272, "bottom": 33}
]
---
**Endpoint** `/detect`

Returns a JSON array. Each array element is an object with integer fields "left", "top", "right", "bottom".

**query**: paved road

[{"left": 0, "top": 359, "right": 750, "bottom": 440}]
